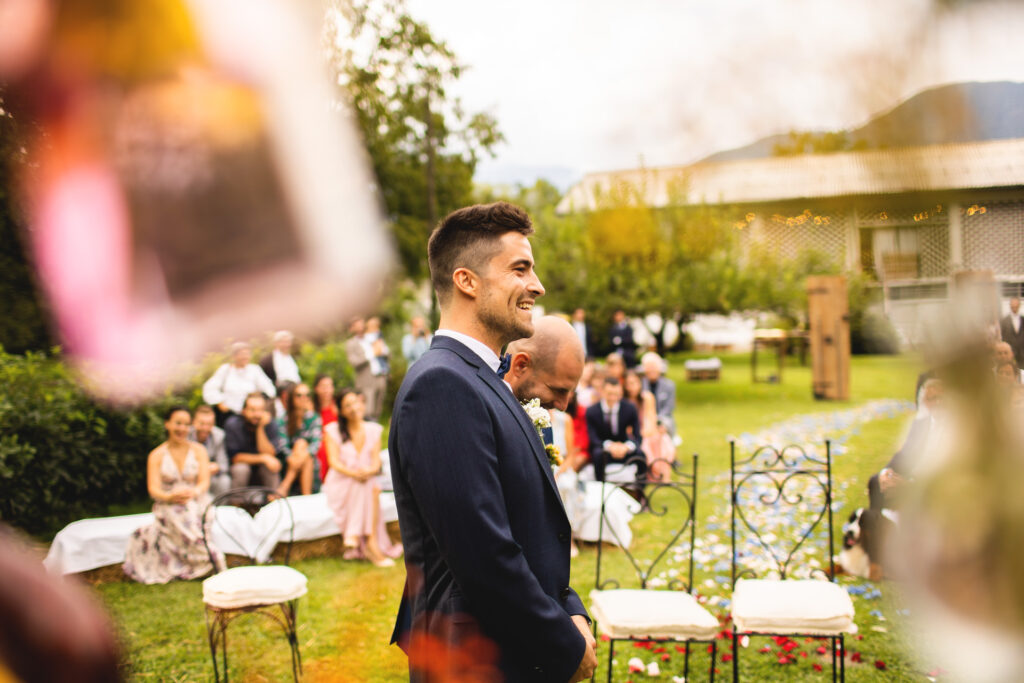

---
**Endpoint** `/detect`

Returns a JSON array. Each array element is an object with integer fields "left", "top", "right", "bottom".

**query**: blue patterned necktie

[{"left": 496, "top": 353, "right": 511, "bottom": 379}]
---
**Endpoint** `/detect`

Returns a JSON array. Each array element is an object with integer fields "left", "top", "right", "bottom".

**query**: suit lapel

[
  {"left": 475, "top": 365, "right": 562, "bottom": 502},
  {"left": 430, "top": 335, "right": 562, "bottom": 503}
]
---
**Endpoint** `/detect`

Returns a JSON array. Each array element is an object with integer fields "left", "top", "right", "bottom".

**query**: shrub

[{"left": 0, "top": 349, "right": 182, "bottom": 536}]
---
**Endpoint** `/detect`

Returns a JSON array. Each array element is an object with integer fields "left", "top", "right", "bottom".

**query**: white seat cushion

[
  {"left": 590, "top": 589, "right": 720, "bottom": 640},
  {"left": 203, "top": 565, "right": 308, "bottom": 609},
  {"left": 731, "top": 578, "right": 855, "bottom": 635}
]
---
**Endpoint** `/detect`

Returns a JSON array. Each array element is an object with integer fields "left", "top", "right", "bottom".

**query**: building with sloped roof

[{"left": 558, "top": 138, "right": 1024, "bottom": 344}]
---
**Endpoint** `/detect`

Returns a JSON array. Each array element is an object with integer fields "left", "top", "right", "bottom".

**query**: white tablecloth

[{"left": 44, "top": 491, "right": 398, "bottom": 575}]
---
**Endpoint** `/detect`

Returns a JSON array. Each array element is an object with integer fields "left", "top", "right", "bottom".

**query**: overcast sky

[{"left": 406, "top": 0, "right": 1024, "bottom": 186}]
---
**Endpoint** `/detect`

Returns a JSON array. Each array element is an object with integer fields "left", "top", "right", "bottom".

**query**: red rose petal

[
  {"left": 722, "top": 653, "right": 734, "bottom": 662},
  {"left": 813, "top": 663, "right": 823, "bottom": 672},
  {"left": 816, "top": 645, "right": 828, "bottom": 655},
  {"left": 875, "top": 660, "right": 887, "bottom": 670}
]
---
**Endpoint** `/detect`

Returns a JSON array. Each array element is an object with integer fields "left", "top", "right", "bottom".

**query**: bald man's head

[{"left": 505, "top": 316, "right": 585, "bottom": 410}]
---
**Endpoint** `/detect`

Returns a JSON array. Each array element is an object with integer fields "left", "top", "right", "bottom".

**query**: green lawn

[{"left": 96, "top": 352, "right": 930, "bottom": 681}]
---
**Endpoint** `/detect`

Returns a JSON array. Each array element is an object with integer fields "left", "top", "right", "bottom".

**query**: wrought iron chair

[
  {"left": 201, "top": 487, "right": 307, "bottom": 682},
  {"left": 728, "top": 441, "right": 854, "bottom": 682},
  {"left": 589, "top": 453, "right": 719, "bottom": 682}
]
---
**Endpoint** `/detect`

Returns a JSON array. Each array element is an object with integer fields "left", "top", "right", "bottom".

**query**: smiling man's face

[{"left": 476, "top": 232, "right": 545, "bottom": 346}]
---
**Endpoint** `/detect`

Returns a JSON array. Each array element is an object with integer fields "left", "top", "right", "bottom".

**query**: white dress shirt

[
  {"left": 271, "top": 350, "right": 301, "bottom": 384},
  {"left": 202, "top": 363, "right": 276, "bottom": 413},
  {"left": 435, "top": 329, "right": 501, "bottom": 373}
]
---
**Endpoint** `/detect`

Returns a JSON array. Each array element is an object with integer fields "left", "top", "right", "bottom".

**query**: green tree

[
  {"left": 327, "top": 0, "right": 504, "bottom": 281},
  {"left": 529, "top": 176, "right": 750, "bottom": 353}
]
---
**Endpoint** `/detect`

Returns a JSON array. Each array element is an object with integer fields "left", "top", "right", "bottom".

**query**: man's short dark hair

[
  {"left": 243, "top": 392, "right": 266, "bottom": 410},
  {"left": 602, "top": 377, "right": 621, "bottom": 387},
  {"left": 427, "top": 202, "right": 534, "bottom": 305},
  {"left": 194, "top": 404, "right": 216, "bottom": 418}
]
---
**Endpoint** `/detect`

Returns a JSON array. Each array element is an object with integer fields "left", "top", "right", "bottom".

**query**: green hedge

[
  {"left": 0, "top": 349, "right": 182, "bottom": 536},
  {"left": 0, "top": 331, "right": 409, "bottom": 537}
]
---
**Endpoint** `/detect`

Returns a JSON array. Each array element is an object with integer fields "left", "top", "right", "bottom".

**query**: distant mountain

[{"left": 701, "top": 81, "right": 1024, "bottom": 162}]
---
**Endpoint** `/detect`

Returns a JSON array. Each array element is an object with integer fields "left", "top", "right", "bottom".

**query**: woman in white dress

[{"left": 123, "top": 406, "right": 225, "bottom": 584}]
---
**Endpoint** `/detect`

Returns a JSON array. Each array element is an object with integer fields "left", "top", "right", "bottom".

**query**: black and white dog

[{"left": 838, "top": 507, "right": 896, "bottom": 581}]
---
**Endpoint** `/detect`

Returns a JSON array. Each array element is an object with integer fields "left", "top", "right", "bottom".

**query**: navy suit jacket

[
  {"left": 584, "top": 400, "right": 640, "bottom": 462},
  {"left": 388, "top": 335, "right": 587, "bottom": 681}
]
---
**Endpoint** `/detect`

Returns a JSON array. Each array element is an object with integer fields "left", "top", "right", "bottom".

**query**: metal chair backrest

[
  {"left": 729, "top": 440, "right": 836, "bottom": 583},
  {"left": 203, "top": 487, "right": 296, "bottom": 569},
  {"left": 595, "top": 453, "right": 699, "bottom": 593}
]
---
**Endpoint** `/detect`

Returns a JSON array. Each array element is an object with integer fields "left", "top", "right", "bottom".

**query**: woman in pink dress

[{"left": 323, "top": 389, "right": 402, "bottom": 567}]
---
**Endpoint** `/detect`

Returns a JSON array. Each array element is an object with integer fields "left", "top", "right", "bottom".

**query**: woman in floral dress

[
  {"left": 323, "top": 389, "right": 402, "bottom": 566},
  {"left": 123, "top": 406, "right": 225, "bottom": 584}
]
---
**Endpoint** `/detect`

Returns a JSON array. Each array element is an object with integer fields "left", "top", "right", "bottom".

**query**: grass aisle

[{"left": 98, "top": 352, "right": 930, "bottom": 681}]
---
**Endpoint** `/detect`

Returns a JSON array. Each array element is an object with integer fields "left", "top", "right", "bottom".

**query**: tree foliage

[
  {"left": 327, "top": 0, "right": 503, "bottom": 279},
  {"left": 525, "top": 178, "right": 754, "bottom": 351}
]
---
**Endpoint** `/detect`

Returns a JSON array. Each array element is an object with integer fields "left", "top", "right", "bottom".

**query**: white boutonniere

[{"left": 521, "top": 398, "right": 562, "bottom": 467}]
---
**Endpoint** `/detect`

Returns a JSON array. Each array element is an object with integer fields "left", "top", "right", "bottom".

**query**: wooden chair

[
  {"left": 728, "top": 441, "right": 854, "bottom": 682},
  {"left": 201, "top": 487, "right": 307, "bottom": 682},
  {"left": 589, "top": 454, "right": 719, "bottom": 681}
]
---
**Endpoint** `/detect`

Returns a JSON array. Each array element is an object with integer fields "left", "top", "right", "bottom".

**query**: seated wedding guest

[
  {"left": 363, "top": 316, "right": 391, "bottom": 421},
  {"left": 225, "top": 393, "right": 283, "bottom": 489},
  {"left": 575, "top": 361, "right": 598, "bottom": 408},
  {"left": 994, "top": 341, "right": 1024, "bottom": 383},
  {"left": 566, "top": 392, "right": 590, "bottom": 472},
  {"left": 273, "top": 379, "right": 296, "bottom": 420},
  {"left": 605, "top": 352, "right": 626, "bottom": 383},
  {"left": 640, "top": 351, "right": 676, "bottom": 433},
  {"left": 202, "top": 342, "right": 276, "bottom": 425},
  {"left": 323, "top": 389, "right": 402, "bottom": 567},
  {"left": 313, "top": 374, "right": 337, "bottom": 483},
  {"left": 623, "top": 370, "right": 656, "bottom": 425},
  {"left": 259, "top": 330, "right": 302, "bottom": 387},
  {"left": 585, "top": 377, "right": 642, "bottom": 482},
  {"left": 401, "top": 315, "right": 432, "bottom": 367},
  {"left": 124, "top": 406, "right": 225, "bottom": 584},
  {"left": 190, "top": 405, "right": 230, "bottom": 496},
  {"left": 273, "top": 382, "right": 322, "bottom": 496},
  {"left": 624, "top": 370, "right": 675, "bottom": 481},
  {"left": 868, "top": 378, "right": 943, "bottom": 511},
  {"left": 996, "top": 360, "right": 1021, "bottom": 388}
]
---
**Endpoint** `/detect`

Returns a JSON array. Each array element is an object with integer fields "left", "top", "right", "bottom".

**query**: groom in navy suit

[{"left": 389, "top": 202, "right": 596, "bottom": 682}]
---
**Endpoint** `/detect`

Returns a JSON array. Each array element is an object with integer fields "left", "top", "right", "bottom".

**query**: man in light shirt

[
  {"left": 259, "top": 330, "right": 302, "bottom": 387},
  {"left": 202, "top": 342, "right": 276, "bottom": 424}
]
